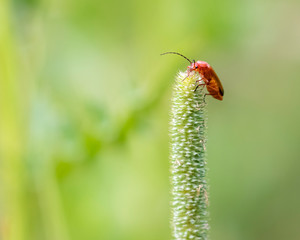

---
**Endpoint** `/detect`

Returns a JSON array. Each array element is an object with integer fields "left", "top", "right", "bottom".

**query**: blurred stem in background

[
  {"left": 0, "top": 0, "right": 27, "bottom": 239},
  {"left": 170, "top": 73, "right": 209, "bottom": 239}
]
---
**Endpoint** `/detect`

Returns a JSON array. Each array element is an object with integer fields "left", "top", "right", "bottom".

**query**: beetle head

[{"left": 188, "top": 61, "right": 210, "bottom": 72}]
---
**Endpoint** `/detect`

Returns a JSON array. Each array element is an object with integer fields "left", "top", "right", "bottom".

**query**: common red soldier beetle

[{"left": 161, "top": 52, "right": 224, "bottom": 101}]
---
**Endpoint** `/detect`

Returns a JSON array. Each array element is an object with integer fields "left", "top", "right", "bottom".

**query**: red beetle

[{"left": 161, "top": 52, "right": 224, "bottom": 101}]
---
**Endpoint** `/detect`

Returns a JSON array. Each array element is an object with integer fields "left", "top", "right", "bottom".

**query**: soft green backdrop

[{"left": 1, "top": 0, "right": 300, "bottom": 239}]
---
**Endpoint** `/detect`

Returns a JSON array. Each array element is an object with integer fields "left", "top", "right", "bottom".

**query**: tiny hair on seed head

[{"left": 160, "top": 52, "right": 192, "bottom": 64}]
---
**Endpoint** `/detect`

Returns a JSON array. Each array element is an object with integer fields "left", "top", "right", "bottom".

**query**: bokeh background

[{"left": 1, "top": 0, "right": 300, "bottom": 239}]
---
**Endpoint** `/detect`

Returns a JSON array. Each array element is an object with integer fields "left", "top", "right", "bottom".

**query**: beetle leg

[
  {"left": 182, "top": 74, "right": 189, "bottom": 82},
  {"left": 182, "top": 73, "right": 189, "bottom": 82},
  {"left": 203, "top": 93, "right": 212, "bottom": 103},
  {"left": 194, "top": 83, "right": 206, "bottom": 92}
]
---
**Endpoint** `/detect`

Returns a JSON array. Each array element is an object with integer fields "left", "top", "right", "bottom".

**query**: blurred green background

[{"left": 1, "top": 0, "right": 300, "bottom": 239}]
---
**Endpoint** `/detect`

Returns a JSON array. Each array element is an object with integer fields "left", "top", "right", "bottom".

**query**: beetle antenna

[{"left": 160, "top": 52, "right": 192, "bottom": 64}]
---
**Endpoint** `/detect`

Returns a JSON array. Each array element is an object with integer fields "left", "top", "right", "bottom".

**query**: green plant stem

[{"left": 170, "top": 72, "right": 209, "bottom": 240}]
